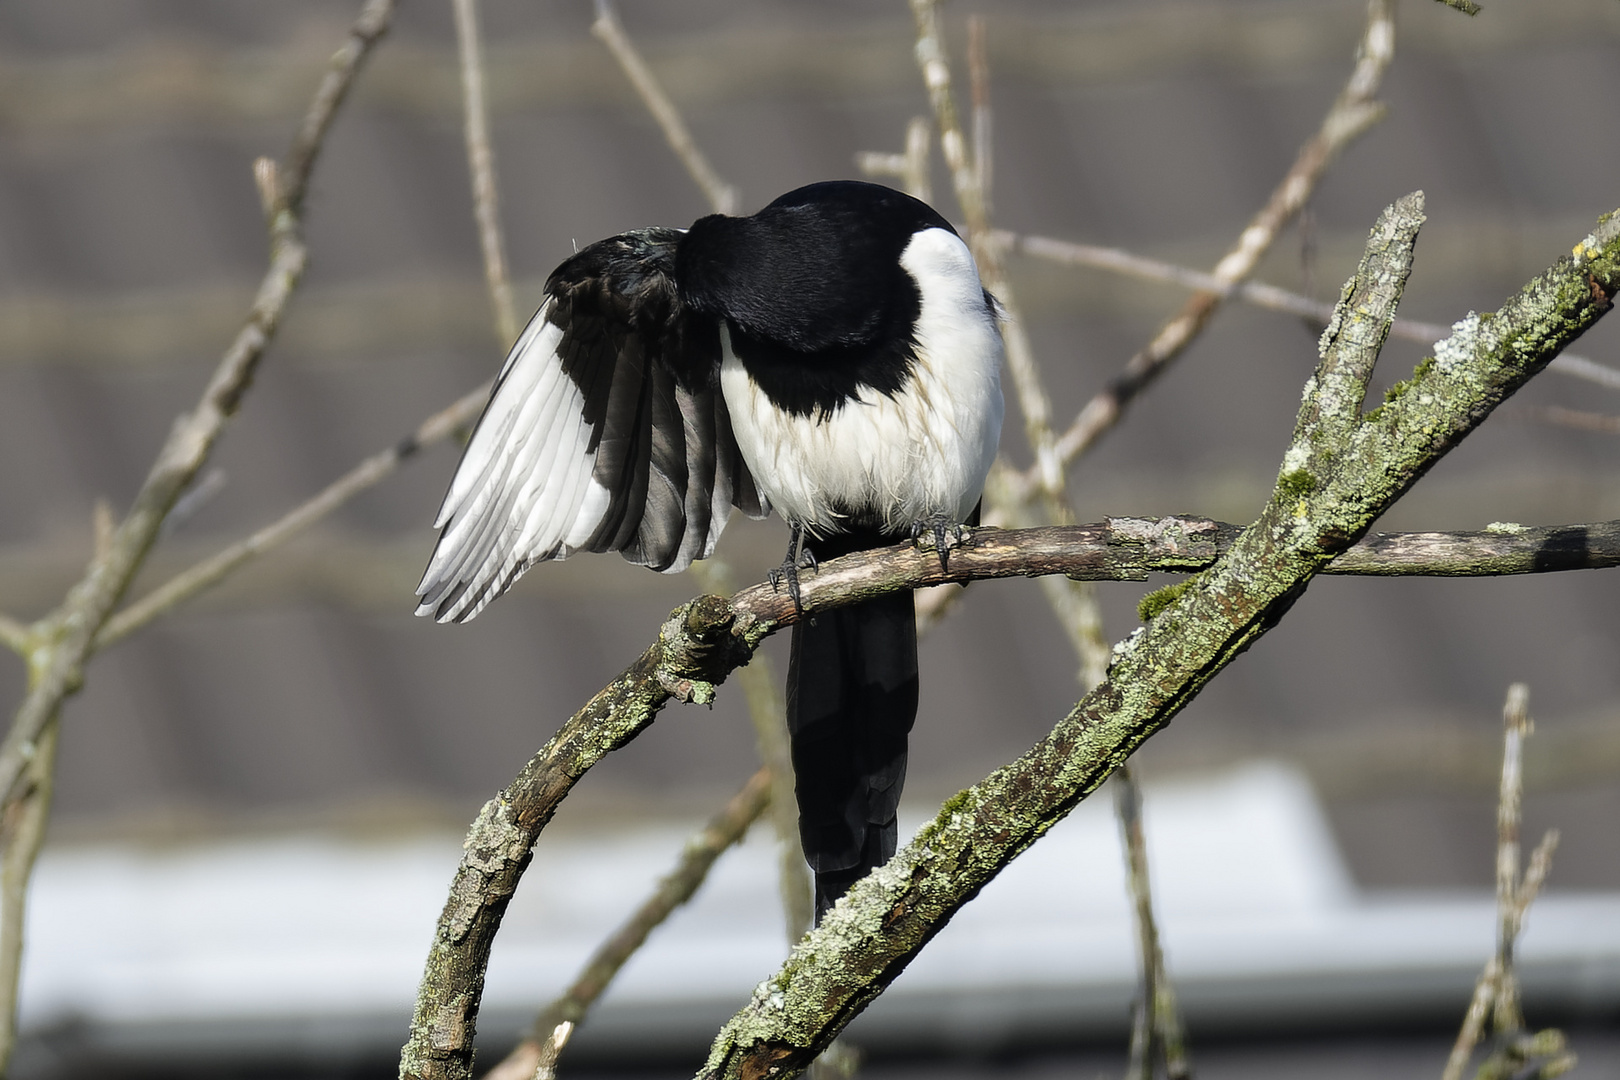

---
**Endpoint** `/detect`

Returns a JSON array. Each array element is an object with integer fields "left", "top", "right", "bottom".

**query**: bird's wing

[{"left": 416, "top": 228, "right": 766, "bottom": 623}]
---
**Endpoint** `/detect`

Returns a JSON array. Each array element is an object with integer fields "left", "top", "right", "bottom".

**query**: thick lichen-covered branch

[
  {"left": 694, "top": 201, "right": 1620, "bottom": 1079},
  {"left": 399, "top": 596, "right": 751, "bottom": 1080},
  {"left": 398, "top": 207, "right": 1620, "bottom": 1080},
  {"left": 399, "top": 503, "right": 1620, "bottom": 1080},
  {"left": 481, "top": 768, "right": 772, "bottom": 1080}
]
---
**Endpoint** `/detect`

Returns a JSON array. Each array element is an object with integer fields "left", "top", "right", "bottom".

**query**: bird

[{"left": 417, "top": 180, "right": 1004, "bottom": 921}]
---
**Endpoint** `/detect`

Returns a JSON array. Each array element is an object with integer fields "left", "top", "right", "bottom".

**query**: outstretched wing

[{"left": 416, "top": 228, "right": 767, "bottom": 623}]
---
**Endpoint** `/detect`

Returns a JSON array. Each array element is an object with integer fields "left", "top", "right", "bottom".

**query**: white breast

[{"left": 720, "top": 226, "right": 1004, "bottom": 537}]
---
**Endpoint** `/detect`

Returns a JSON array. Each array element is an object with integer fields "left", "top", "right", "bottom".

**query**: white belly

[{"left": 720, "top": 227, "right": 1004, "bottom": 537}]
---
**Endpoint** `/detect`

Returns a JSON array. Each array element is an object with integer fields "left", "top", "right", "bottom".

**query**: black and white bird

[{"left": 418, "top": 180, "right": 1003, "bottom": 920}]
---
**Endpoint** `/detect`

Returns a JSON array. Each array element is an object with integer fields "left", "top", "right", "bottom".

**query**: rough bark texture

[
  {"left": 398, "top": 201, "right": 1620, "bottom": 1080},
  {"left": 696, "top": 200, "right": 1620, "bottom": 1080},
  {"left": 399, "top": 596, "right": 750, "bottom": 1080}
]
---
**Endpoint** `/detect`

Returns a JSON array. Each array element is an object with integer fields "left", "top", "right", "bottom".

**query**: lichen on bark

[{"left": 697, "top": 198, "right": 1620, "bottom": 1080}]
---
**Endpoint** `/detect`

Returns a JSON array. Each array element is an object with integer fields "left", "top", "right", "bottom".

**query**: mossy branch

[
  {"left": 398, "top": 506, "right": 1620, "bottom": 1080},
  {"left": 695, "top": 198, "right": 1620, "bottom": 1079},
  {"left": 399, "top": 199, "right": 1620, "bottom": 1080}
]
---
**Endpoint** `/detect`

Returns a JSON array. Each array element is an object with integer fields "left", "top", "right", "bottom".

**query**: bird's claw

[
  {"left": 769, "top": 527, "right": 817, "bottom": 611},
  {"left": 911, "top": 515, "right": 970, "bottom": 572}
]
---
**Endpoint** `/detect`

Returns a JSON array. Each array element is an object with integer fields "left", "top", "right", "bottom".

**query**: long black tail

[{"left": 786, "top": 536, "right": 918, "bottom": 922}]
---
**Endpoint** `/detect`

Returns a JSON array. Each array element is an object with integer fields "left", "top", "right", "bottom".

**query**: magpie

[{"left": 417, "top": 180, "right": 1004, "bottom": 920}]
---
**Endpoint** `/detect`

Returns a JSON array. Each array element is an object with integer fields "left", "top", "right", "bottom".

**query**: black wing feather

[{"left": 416, "top": 228, "right": 767, "bottom": 622}]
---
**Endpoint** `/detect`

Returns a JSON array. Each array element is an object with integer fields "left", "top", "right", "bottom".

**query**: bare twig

[
  {"left": 1443, "top": 686, "right": 1573, "bottom": 1080},
  {"left": 0, "top": 2, "right": 397, "bottom": 1068},
  {"left": 1534, "top": 405, "right": 1620, "bottom": 434},
  {"left": 1002, "top": 0, "right": 1394, "bottom": 504},
  {"left": 1115, "top": 764, "right": 1191, "bottom": 1080},
  {"left": 910, "top": 0, "right": 1058, "bottom": 497},
  {"left": 1492, "top": 683, "right": 1532, "bottom": 1033},
  {"left": 482, "top": 768, "right": 772, "bottom": 1080},
  {"left": 1117, "top": 766, "right": 1155, "bottom": 1080},
  {"left": 854, "top": 117, "right": 933, "bottom": 204},
  {"left": 452, "top": 0, "right": 520, "bottom": 346},
  {"left": 97, "top": 384, "right": 489, "bottom": 650},
  {"left": 0, "top": 618, "right": 26, "bottom": 657},
  {"left": 689, "top": 561, "right": 813, "bottom": 943},
  {"left": 0, "top": 719, "right": 56, "bottom": 1061},
  {"left": 591, "top": 0, "right": 738, "bottom": 215},
  {"left": 1011, "top": 231, "right": 1620, "bottom": 394},
  {"left": 967, "top": 16, "right": 992, "bottom": 215},
  {"left": 92, "top": 499, "right": 116, "bottom": 558}
]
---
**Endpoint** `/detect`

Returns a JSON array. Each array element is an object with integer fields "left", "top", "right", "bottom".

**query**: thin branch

[
  {"left": 0, "top": 720, "right": 56, "bottom": 1062},
  {"left": 1115, "top": 764, "right": 1191, "bottom": 1080},
  {"left": 1443, "top": 687, "right": 1569, "bottom": 1080},
  {"left": 689, "top": 561, "right": 813, "bottom": 943},
  {"left": 281, "top": 0, "right": 397, "bottom": 217},
  {"left": 695, "top": 202, "right": 1620, "bottom": 1080},
  {"left": 452, "top": 0, "right": 520, "bottom": 346},
  {"left": 96, "top": 384, "right": 489, "bottom": 650},
  {"left": 0, "top": 0, "right": 396, "bottom": 807},
  {"left": 967, "top": 16, "right": 991, "bottom": 215},
  {"left": 0, "top": 2, "right": 397, "bottom": 1069},
  {"left": 1117, "top": 766, "right": 1155, "bottom": 1080},
  {"left": 1002, "top": 0, "right": 1394, "bottom": 504},
  {"left": 0, "top": 618, "right": 26, "bottom": 657},
  {"left": 482, "top": 768, "right": 772, "bottom": 1080},
  {"left": 591, "top": 0, "right": 738, "bottom": 216},
  {"left": 854, "top": 116, "right": 933, "bottom": 204},
  {"left": 1011, "top": 230, "right": 1620, "bottom": 394},
  {"left": 1534, "top": 405, "right": 1620, "bottom": 434},
  {"left": 1492, "top": 683, "right": 1531, "bottom": 1033},
  {"left": 910, "top": 0, "right": 1059, "bottom": 496}
]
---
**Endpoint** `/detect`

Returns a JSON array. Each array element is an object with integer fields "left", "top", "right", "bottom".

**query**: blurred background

[{"left": 2, "top": 0, "right": 1619, "bottom": 1076}]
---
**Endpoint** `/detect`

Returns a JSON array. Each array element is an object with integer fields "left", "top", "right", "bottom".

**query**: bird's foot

[
  {"left": 911, "top": 514, "right": 971, "bottom": 572},
  {"left": 767, "top": 526, "right": 818, "bottom": 610}
]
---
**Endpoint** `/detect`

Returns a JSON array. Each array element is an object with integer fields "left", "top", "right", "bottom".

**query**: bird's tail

[{"left": 787, "top": 560, "right": 918, "bottom": 922}]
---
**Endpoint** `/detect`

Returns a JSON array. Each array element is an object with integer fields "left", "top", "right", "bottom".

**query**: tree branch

[
  {"left": 483, "top": 768, "right": 772, "bottom": 1080},
  {"left": 392, "top": 500, "right": 1620, "bottom": 1078},
  {"left": 452, "top": 0, "right": 520, "bottom": 346},
  {"left": 590, "top": 0, "right": 738, "bottom": 216},
  {"left": 1009, "top": 230, "right": 1620, "bottom": 393},
  {"left": 0, "top": 1, "right": 398, "bottom": 1069},
  {"left": 689, "top": 562, "right": 813, "bottom": 943},
  {"left": 695, "top": 201, "right": 1620, "bottom": 1079},
  {"left": 0, "top": 617, "right": 26, "bottom": 658},
  {"left": 95, "top": 384, "right": 488, "bottom": 650},
  {"left": 0, "top": 0, "right": 396, "bottom": 807},
  {"left": 1004, "top": 0, "right": 1394, "bottom": 504}
]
